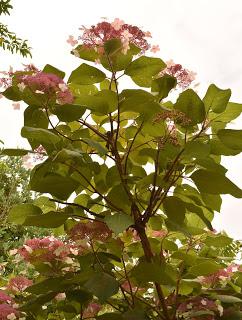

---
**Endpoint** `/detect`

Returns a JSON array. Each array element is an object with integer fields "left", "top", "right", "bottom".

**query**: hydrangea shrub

[{"left": 0, "top": 18, "right": 242, "bottom": 320}]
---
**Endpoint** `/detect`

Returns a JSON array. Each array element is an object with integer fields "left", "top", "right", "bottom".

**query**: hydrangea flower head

[
  {"left": 17, "top": 72, "right": 73, "bottom": 105},
  {"left": 0, "top": 292, "right": 14, "bottom": 306},
  {"left": 198, "top": 263, "right": 241, "bottom": 286},
  {"left": 160, "top": 59, "right": 196, "bottom": 90},
  {"left": 177, "top": 297, "right": 220, "bottom": 320},
  {"left": 0, "top": 304, "right": 19, "bottom": 320},
  {"left": 7, "top": 276, "right": 33, "bottom": 293},
  {"left": 76, "top": 18, "right": 156, "bottom": 55},
  {"left": 82, "top": 303, "right": 101, "bottom": 318},
  {"left": 69, "top": 221, "right": 112, "bottom": 242},
  {"left": 18, "top": 237, "right": 74, "bottom": 263}
]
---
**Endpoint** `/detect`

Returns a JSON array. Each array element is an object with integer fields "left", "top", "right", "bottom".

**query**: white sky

[{"left": 0, "top": 0, "right": 242, "bottom": 239}]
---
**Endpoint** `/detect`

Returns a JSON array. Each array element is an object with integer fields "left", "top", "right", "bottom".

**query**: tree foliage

[{"left": 0, "top": 0, "right": 31, "bottom": 57}]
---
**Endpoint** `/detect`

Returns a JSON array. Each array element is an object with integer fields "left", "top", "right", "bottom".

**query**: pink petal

[
  {"left": 12, "top": 103, "right": 20, "bottom": 110},
  {"left": 66, "top": 35, "right": 78, "bottom": 47},
  {"left": 150, "top": 45, "right": 160, "bottom": 53},
  {"left": 144, "top": 31, "right": 152, "bottom": 38}
]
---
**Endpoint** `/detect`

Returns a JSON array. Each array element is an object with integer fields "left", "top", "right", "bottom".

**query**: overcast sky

[{"left": 0, "top": 0, "right": 242, "bottom": 239}]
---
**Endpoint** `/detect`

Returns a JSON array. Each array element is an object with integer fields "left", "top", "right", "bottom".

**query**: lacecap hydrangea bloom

[{"left": 69, "top": 18, "right": 158, "bottom": 56}]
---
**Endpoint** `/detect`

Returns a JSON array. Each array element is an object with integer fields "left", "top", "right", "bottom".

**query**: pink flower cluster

[
  {"left": 0, "top": 291, "right": 19, "bottom": 320},
  {"left": 22, "top": 145, "right": 47, "bottom": 170},
  {"left": 0, "top": 65, "right": 39, "bottom": 89},
  {"left": 18, "top": 237, "right": 77, "bottom": 263},
  {"left": 7, "top": 276, "right": 33, "bottom": 293},
  {"left": 177, "top": 297, "right": 221, "bottom": 320},
  {"left": 1, "top": 65, "right": 73, "bottom": 106},
  {"left": 33, "top": 145, "right": 47, "bottom": 162},
  {"left": 160, "top": 60, "right": 196, "bottom": 90},
  {"left": 198, "top": 264, "right": 241, "bottom": 286},
  {"left": 73, "top": 18, "right": 156, "bottom": 55},
  {"left": 0, "top": 304, "right": 19, "bottom": 320},
  {"left": 17, "top": 72, "right": 73, "bottom": 105},
  {"left": 82, "top": 303, "right": 101, "bottom": 318},
  {"left": 69, "top": 221, "right": 112, "bottom": 242}
]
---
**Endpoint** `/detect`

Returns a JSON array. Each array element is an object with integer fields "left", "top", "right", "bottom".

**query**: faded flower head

[
  {"left": 160, "top": 59, "right": 196, "bottom": 90},
  {"left": 76, "top": 18, "right": 156, "bottom": 55},
  {"left": 69, "top": 220, "right": 112, "bottom": 242},
  {"left": 18, "top": 237, "right": 75, "bottom": 263},
  {"left": 82, "top": 303, "right": 101, "bottom": 318},
  {"left": 159, "top": 136, "right": 179, "bottom": 149},
  {"left": 153, "top": 110, "right": 192, "bottom": 127},
  {"left": 7, "top": 276, "right": 33, "bottom": 293},
  {"left": 177, "top": 297, "right": 221, "bottom": 320}
]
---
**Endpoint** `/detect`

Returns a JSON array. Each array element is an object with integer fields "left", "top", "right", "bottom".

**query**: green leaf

[
  {"left": 191, "top": 169, "right": 242, "bottom": 198},
  {"left": 101, "top": 38, "right": 135, "bottom": 72},
  {"left": 107, "top": 184, "right": 131, "bottom": 211},
  {"left": 95, "top": 90, "right": 118, "bottom": 113},
  {"left": 2, "top": 86, "right": 21, "bottom": 101},
  {"left": 131, "top": 261, "right": 175, "bottom": 285},
  {"left": 151, "top": 74, "right": 177, "bottom": 99},
  {"left": 217, "top": 129, "right": 242, "bottom": 150},
  {"left": 201, "top": 193, "right": 222, "bottom": 212},
  {"left": 69, "top": 83, "right": 98, "bottom": 96},
  {"left": 68, "top": 63, "right": 106, "bottom": 85},
  {"left": 21, "top": 126, "right": 61, "bottom": 145},
  {"left": 123, "top": 309, "right": 148, "bottom": 320},
  {"left": 82, "top": 138, "right": 107, "bottom": 156},
  {"left": 163, "top": 196, "right": 186, "bottom": 224},
  {"left": 74, "top": 94, "right": 110, "bottom": 115},
  {"left": 212, "top": 102, "right": 242, "bottom": 123},
  {"left": 183, "top": 141, "right": 210, "bottom": 159},
  {"left": 174, "top": 89, "right": 205, "bottom": 125},
  {"left": 66, "top": 289, "right": 92, "bottom": 305},
  {"left": 23, "top": 211, "right": 69, "bottom": 228},
  {"left": 21, "top": 87, "right": 47, "bottom": 107},
  {"left": 105, "top": 213, "right": 133, "bottom": 235},
  {"left": 120, "top": 95, "right": 160, "bottom": 119},
  {"left": 189, "top": 261, "right": 221, "bottom": 276},
  {"left": 210, "top": 138, "right": 240, "bottom": 156},
  {"left": 98, "top": 314, "right": 123, "bottom": 320},
  {"left": 184, "top": 202, "right": 213, "bottom": 230},
  {"left": 24, "top": 106, "right": 49, "bottom": 129},
  {"left": 216, "top": 295, "right": 242, "bottom": 303},
  {"left": 26, "top": 276, "right": 67, "bottom": 294},
  {"left": 42, "top": 64, "right": 65, "bottom": 79},
  {"left": 125, "top": 56, "right": 166, "bottom": 87},
  {"left": 84, "top": 272, "right": 119, "bottom": 303},
  {"left": 30, "top": 162, "right": 79, "bottom": 200},
  {"left": 195, "top": 158, "right": 227, "bottom": 175},
  {"left": 8, "top": 204, "right": 42, "bottom": 224},
  {"left": 72, "top": 44, "right": 99, "bottom": 62},
  {"left": 203, "top": 84, "right": 231, "bottom": 113},
  {"left": 20, "top": 292, "right": 57, "bottom": 312},
  {"left": 53, "top": 104, "right": 86, "bottom": 122},
  {"left": 1, "top": 148, "right": 30, "bottom": 156},
  {"left": 205, "top": 234, "right": 233, "bottom": 247}
]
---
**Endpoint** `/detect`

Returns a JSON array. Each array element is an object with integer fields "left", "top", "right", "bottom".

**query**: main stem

[{"left": 133, "top": 206, "right": 171, "bottom": 320}]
